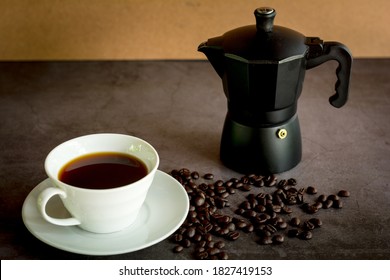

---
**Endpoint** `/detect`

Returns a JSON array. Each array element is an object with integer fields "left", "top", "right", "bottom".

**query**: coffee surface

[{"left": 59, "top": 152, "right": 148, "bottom": 189}]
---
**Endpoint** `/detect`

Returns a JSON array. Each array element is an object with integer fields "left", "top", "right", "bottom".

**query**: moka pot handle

[{"left": 306, "top": 38, "right": 353, "bottom": 108}]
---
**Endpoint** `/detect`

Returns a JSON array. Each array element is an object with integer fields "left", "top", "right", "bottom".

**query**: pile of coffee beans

[{"left": 169, "top": 168, "right": 350, "bottom": 260}]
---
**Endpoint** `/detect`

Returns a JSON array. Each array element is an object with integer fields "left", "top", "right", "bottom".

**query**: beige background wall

[{"left": 0, "top": 0, "right": 388, "bottom": 60}]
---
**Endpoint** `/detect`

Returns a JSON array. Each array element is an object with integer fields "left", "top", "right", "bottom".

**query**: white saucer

[{"left": 22, "top": 170, "right": 189, "bottom": 256}]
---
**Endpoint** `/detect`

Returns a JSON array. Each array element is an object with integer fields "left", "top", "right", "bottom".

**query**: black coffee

[{"left": 59, "top": 152, "right": 148, "bottom": 189}]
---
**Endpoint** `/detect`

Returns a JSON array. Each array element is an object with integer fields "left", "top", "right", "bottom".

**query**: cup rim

[{"left": 44, "top": 133, "right": 160, "bottom": 192}]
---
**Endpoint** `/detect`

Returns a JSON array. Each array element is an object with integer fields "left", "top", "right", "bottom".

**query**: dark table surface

[{"left": 1, "top": 59, "right": 389, "bottom": 260}]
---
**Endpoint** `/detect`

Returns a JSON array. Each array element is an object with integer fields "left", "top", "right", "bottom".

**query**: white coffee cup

[{"left": 37, "top": 133, "right": 159, "bottom": 234}]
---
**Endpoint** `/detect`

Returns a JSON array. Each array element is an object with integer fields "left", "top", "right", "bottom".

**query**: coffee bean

[
  {"left": 265, "top": 224, "right": 277, "bottom": 234},
  {"left": 197, "top": 240, "right": 206, "bottom": 248},
  {"left": 195, "top": 246, "right": 206, "bottom": 254},
  {"left": 225, "top": 222, "right": 236, "bottom": 231},
  {"left": 257, "top": 229, "right": 272, "bottom": 237},
  {"left": 277, "top": 221, "right": 288, "bottom": 230},
  {"left": 176, "top": 227, "right": 186, "bottom": 235},
  {"left": 204, "top": 222, "right": 213, "bottom": 232},
  {"left": 224, "top": 181, "right": 234, "bottom": 187},
  {"left": 188, "top": 211, "right": 197, "bottom": 219},
  {"left": 204, "top": 233, "right": 213, "bottom": 242},
  {"left": 254, "top": 178, "right": 265, "bottom": 187},
  {"left": 267, "top": 212, "right": 277, "bottom": 220},
  {"left": 255, "top": 205, "right": 267, "bottom": 213},
  {"left": 313, "top": 201, "right": 323, "bottom": 210},
  {"left": 220, "top": 192, "right": 230, "bottom": 199},
  {"left": 270, "top": 216, "right": 284, "bottom": 225},
  {"left": 287, "top": 187, "right": 298, "bottom": 195},
  {"left": 243, "top": 209, "right": 257, "bottom": 219},
  {"left": 203, "top": 173, "right": 214, "bottom": 180},
  {"left": 256, "top": 193, "right": 266, "bottom": 204},
  {"left": 198, "top": 183, "right": 208, "bottom": 191},
  {"left": 273, "top": 234, "right": 284, "bottom": 244},
  {"left": 170, "top": 169, "right": 179, "bottom": 176},
  {"left": 322, "top": 199, "right": 333, "bottom": 209},
  {"left": 212, "top": 225, "right": 221, "bottom": 234},
  {"left": 266, "top": 175, "right": 277, "bottom": 187},
  {"left": 240, "top": 176, "right": 250, "bottom": 184},
  {"left": 241, "top": 184, "right": 252, "bottom": 192},
  {"left": 194, "top": 196, "right": 205, "bottom": 207},
  {"left": 287, "top": 229, "right": 300, "bottom": 238},
  {"left": 216, "top": 215, "right": 231, "bottom": 224},
  {"left": 244, "top": 224, "right": 254, "bottom": 233},
  {"left": 180, "top": 168, "right": 192, "bottom": 180},
  {"left": 309, "top": 218, "right": 322, "bottom": 228},
  {"left": 218, "top": 251, "right": 229, "bottom": 260},
  {"left": 273, "top": 189, "right": 284, "bottom": 195},
  {"left": 233, "top": 218, "right": 247, "bottom": 227},
  {"left": 282, "top": 206, "right": 293, "bottom": 214},
  {"left": 256, "top": 213, "right": 270, "bottom": 224},
  {"left": 287, "top": 196, "right": 297, "bottom": 205},
  {"left": 215, "top": 185, "right": 226, "bottom": 194},
  {"left": 184, "top": 186, "right": 193, "bottom": 194},
  {"left": 187, "top": 217, "right": 198, "bottom": 224},
  {"left": 333, "top": 199, "right": 343, "bottom": 209},
  {"left": 278, "top": 179, "right": 288, "bottom": 188},
  {"left": 182, "top": 239, "right": 191, "bottom": 248},
  {"left": 214, "top": 180, "right": 224, "bottom": 187},
  {"left": 207, "top": 189, "right": 215, "bottom": 197},
  {"left": 206, "top": 241, "right": 215, "bottom": 248},
  {"left": 194, "top": 251, "right": 208, "bottom": 260},
  {"left": 208, "top": 247, "right": 220, "bottom": 256},
  {"left": 227, "top": 187, "right": 236, "bottom": 194},
  {"left": 317, "top": 194, "right": 327, "bottom": 203},
  {"left": 234, "top": 220, "right": 246, "bottom": 229},
  {"left": 226, "top": 231, "right": 240, "bottom": 241},
  {"left": 306, "top": 205, "right": 319, "bottom": 214},
  {"left": 173, "top": 233, "right": 183, "bottom": 242},
  {"left": 287, "top": 178, "right": 297, "bottom": 186},
  {"left": 296, "top": 193, "right": 304, "bottom": 204},
  {"left": 259, "top": 236, "right": 273, "bottom": 245},
  {"left": 272, "top": 205, "right": 282, "bottom": 213},
  {"left": 299, "top": 230, "right": 313, "bottom": 240},
  {"left": 215, "top": 241, "right": 225, "bottom": 249},
  {"left": 216, "top": 228, "right": 229, "bottom": 237},
  {"left": 192, "top": 234, "right": 202, "bottom": 242},
  {"left": 248, "top": 196, "right": 258, "bottom": 207},
  {"left": 239, "top": 201, "right": 252, "bottom": 210},
  {"left": 327, "top": 194, "right": 340, "bottom": 201},
  {"left": 215, "top": 197, "right": 227, "bottom": 208},
  {"left": 303, "top": 221, "right": 315, "bottom": 230},
  {"left": 306, "top": 186, "right": 317, "bottom": 194},
  {"left": 191, "top": 171, "right": 199, "bottom": 179},
  {"left": 290, "top": 217, "right": 301, "bottom": 227},
  {"left": 338, "top": 190, "right": 350, "bottom": 197},
  {"left": 173, "top": 245, "right": 184, "bottom": 253}
]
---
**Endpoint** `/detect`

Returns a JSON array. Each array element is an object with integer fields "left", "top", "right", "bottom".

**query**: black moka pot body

[
  {"left": 198, "top": 7, "right": 352, "bottom": 174},
  {"left": 220, "top": 54, "right": 306, "bottom": 173}
]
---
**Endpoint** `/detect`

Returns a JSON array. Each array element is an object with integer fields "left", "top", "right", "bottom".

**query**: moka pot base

[{"left": 220, "top": 113, "right": 302, "bottom": 174}]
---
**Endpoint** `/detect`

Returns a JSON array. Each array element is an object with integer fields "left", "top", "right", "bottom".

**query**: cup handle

[{"left": 37, "top": 187, "right": 81, "bottom": 226}]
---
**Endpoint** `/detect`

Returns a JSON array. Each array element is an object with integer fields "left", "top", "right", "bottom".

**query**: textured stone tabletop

[{"left": 0, "top": 59, "right": 389, "bottom": 259}]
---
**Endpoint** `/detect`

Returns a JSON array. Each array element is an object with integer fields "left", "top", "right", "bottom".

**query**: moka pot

[{"left": 198, "top": 7, "right": 352, "bottom": 173}]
